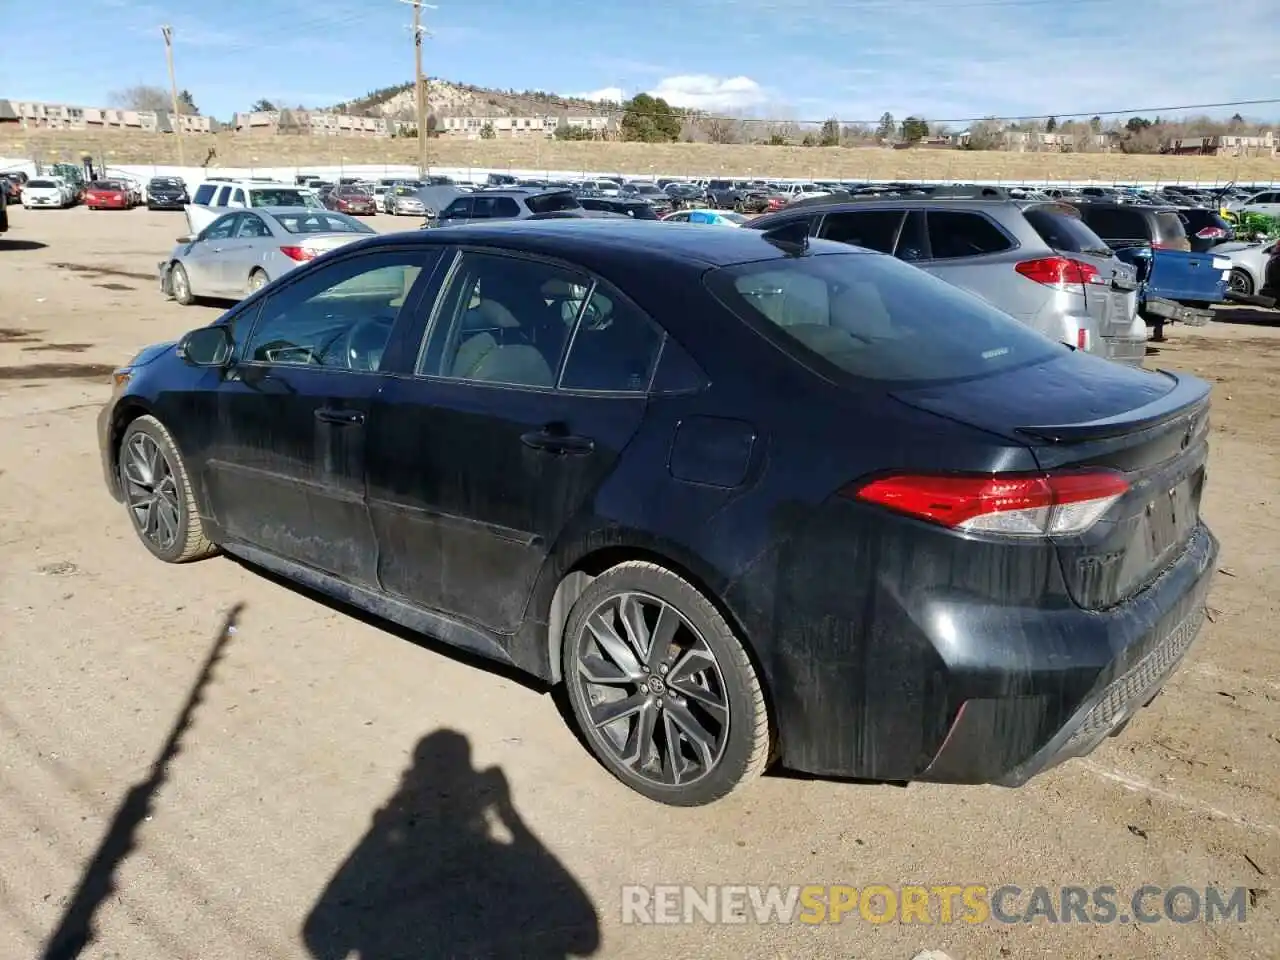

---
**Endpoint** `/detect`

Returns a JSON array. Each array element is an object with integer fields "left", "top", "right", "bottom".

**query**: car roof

[
  {"left": 252, "top": 205, "right": 345, "bottom": 216},
  {"left": 355, "top": 217, "right": 859, "bottom": 268}
]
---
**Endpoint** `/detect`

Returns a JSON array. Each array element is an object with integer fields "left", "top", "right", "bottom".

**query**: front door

[
  {"left": 201, "top": 247, "right": 441, "bottom": 586},
  {"left": 366, "top": 248, "right": 663, "bottom": 635}
]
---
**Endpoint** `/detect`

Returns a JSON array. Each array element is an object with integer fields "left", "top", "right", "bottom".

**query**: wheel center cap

[{"left": 646, "top": 675, "right": 666, "bottom": 696}]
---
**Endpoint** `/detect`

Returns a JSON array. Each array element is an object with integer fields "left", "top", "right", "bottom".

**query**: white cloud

[
  {"left": 574, "top": 87, "right": 625, "bottom": 103},
  {"left": 647, "top": 75, "right": 767, "bottom": 112}
]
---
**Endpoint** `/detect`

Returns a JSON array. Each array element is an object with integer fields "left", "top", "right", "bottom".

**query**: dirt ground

[
  {"left": 5, "top": 128, "right": 1280, "bottom": 182},
  {"left": 1, "top": 205, "right": 1279, "bottom": 960}
]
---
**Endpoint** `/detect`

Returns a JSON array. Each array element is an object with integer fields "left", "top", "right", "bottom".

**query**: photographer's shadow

[{"left": 303, "top": 729, "right": 601, "bottom": 959}]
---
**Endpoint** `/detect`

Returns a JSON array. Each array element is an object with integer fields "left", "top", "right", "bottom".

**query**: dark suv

[
  {"left": 433, "top": 188, "right": 581, "bottom": 227},
  {"left": 1071, "top": 202, "right": 1191, "bottom": 252}
]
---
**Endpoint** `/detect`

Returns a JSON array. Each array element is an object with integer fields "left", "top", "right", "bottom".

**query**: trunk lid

[
  {"left": 891, "top": 355, "right": 1211, "bottom": 609},
  {"left": 1073, "top": 251, "right": 1140, "bottom": 339}
]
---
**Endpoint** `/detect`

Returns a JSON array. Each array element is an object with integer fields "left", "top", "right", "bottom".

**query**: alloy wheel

[
  {"left": 123, "top": 432, "right": 181, "bottom": 550},
  {"left": 572, "top": 591, "right": 730, "bottom": 787},
  {"left": 1228, "top": 269, "right": 1252, "bottom": 296},
  {"left": 171, "top": 266, "right": 189, "bottom": 301}
]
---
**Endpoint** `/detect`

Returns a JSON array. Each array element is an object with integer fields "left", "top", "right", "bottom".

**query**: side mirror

[
  {"left": 177, "top": 234, "right": 195, "bottom": 244},
  {"left": 177, "top": 325, "right": 233, "bottom": 367}
]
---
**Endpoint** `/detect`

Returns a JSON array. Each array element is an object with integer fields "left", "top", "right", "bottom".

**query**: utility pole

[
  {"left": 160, "top": 25, "right": 185, "bottom": 167},
  {"left": 400, "top": 0, "right": 436, "bottom": 179}
]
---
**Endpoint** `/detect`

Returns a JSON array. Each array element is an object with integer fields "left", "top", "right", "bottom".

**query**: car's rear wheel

[
  {"left": 118, "top": 415, "right": 216, "bottom": 563},
  {"left": 1229, "top": 268, "right": 1254, "bottom": 297},
  {"left": 248, "top": 268, "right": 268, "bottom": 294},
  {"left": 562, "top": 561, "right": 771, "bottom": 806},
  {"left": 170, "top": 263, "right": 194, "bottom": 305}
]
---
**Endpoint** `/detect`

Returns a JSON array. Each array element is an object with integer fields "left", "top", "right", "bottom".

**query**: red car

[
  {"left": 84, "top": 180, "right": 133, "bottom": 210},
  {"left": 323, "top": 185, "right": 377, "bottom": 216}
]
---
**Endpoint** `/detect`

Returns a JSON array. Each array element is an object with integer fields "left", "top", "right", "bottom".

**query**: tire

[
  {"left": 118, "top": 415, "right": 217, "bottom": 564},
  {"left": 247, "top": 268, "right": 268, "bottom": 294},
  {"left": 1229, "top": 268, "right": 1254, "bottom": 297},
  {"left": 169, "top": 263, "right": 195, "bottom": 305},
  {"left": 561, "top": 560, "right": 771, "bottom": 806}
]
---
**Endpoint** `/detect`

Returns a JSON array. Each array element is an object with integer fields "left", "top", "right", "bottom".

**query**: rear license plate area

[{"left": 1145, "top": 474, "right": 1199, "bottom": 558}]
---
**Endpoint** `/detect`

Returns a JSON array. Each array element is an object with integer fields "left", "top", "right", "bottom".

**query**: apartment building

[
  {"left": 1164, "top": 132, "right": 1277, "bottom": 158},
  {"left": 231, "top": 109, "right": 389, "bottom": 137},
  {"left": 438, "top": 114, "right": 615, "bottom": 139},
  {"left": 0, "top": 99, "right": 214, "bottom": 133}
]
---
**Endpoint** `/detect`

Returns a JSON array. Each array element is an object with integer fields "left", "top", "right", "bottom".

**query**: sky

[{"left": 2, "top": 0, "right": 1279, "bottom": 125}]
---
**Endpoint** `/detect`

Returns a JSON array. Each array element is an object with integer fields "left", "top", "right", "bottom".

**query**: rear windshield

[
  {"left": 88, "top": 181, "right": 122, "bottom": 190},
  {"left": 271, "top": 212, "right": 376, "bottom": 235},
  {"left": 705, "top": 252, "right": 1063, "bottom": 384},
  {"left": 1153, "top": 211, "right": 1188, "bottom": 243},
  {"left": 27, "top": 179, "right": 56, "bottom": 189},
  {"left": 1023, "top": 207, "right": 1112, "bottom": 255},
  {"left": 250, "top": 188, "right": 315, "bottom": 207},
  {"left": 525, "top": 191, "right": 581, "bottom": 214}
]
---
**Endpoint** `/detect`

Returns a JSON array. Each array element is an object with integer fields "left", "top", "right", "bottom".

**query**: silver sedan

[{"left": 159, "top": 206, "right": 377, "bottom": 305}]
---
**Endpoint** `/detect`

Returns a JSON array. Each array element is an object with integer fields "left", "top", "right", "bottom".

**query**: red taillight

[
  {"left": 847, "top": 470, "right": 1130, "bottom": 537},
  {"left": 1015, "top": 256, "right": 1099, "bottom": 287},
  {"left": 279, "top": 245, "right": 316, "bottom": 261},
  {"left": 1196, "top": 226, "right": 1228, "bottom": 240}
]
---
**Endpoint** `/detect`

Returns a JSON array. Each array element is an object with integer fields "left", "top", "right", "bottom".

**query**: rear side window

[
  {"left": 442, "top": 198, "right": 472, "bottom": 218},
  {"left": 705, "top": 253, "right": 1062, "bottom": 383},
  {"left": 559, "top": 291, "right": 664, "bottom": 392},
  {"left": 1023, "top": 208, "right": 1111, "bottom": 254},
  {"left": 819, "top": 211, "right": 904, "bottom": 253},
  {"left": 925, "top": 211, "right": 1013, "bottom": 259},
  {"left": 192, "top": 184, "right": 217, "bottom": 204},
  {"left": 1080, "top": 207, "right": 1147, "bottom": 240},
  {"left": 525, "top": 191, "right": 581, "bottom": 214}
]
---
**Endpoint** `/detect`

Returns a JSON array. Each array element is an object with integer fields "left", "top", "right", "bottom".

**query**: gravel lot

[{"left": 2, "top": 205, "right": 1279, "bottom": 960}]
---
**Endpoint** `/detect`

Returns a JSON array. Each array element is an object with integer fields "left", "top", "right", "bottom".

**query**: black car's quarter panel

[{"left": 366, "top": 377, "right": 647, "bottom": 636}]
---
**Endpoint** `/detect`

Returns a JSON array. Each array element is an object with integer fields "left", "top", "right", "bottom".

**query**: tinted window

[
  {"left": 201, "top": 215, "right": 240, "bottom": 241},
  {"left": 925, "top": 211, "right": 1013, "bottom": 258},
  {"left": 560, "top": 290, "right": 664, "bottom": 392},
  {"left": 895, "top": 211, "right": 928, "bottom": 262},
  {"left": 214, "top": 186, "right": 232, "bottom": 205},
  {"left": 1080, "top": 207, "right": 1148, "bottom": 240},
  {"left": 235, "top": 214, "right": 272, "bottom": 238},
  {"left": 192, "top": 184, "right": 218, "bottom": 205},
  {"left": 27, "top": 180, "right": 56, "bottom": 189},
  {"left": 441, "top": 198, "right": 472, "bottom": 219},
  {"left": 231, "top": 188, "right": 246, "bottom": 205},
  {"left": 1023, "top": 208, "right": 1111, "bottom": 254},
  {"left": 245, "top": 251, "right": 429, "bottom": 370},
  {"left": 1153, "top": 212, "right": 1188, "bottom": 244},
  {"left": 418, "top": 252, "right": 588, "bottom": 388},
  {"left": 819, "top": 210, "right": 904, "bottom": 253},
  {"left": 250, "top": 188, "right": 311, "bottom": 207},
  {"left": 525, "top": 191, "right": 581, "bottom": 214},
  {"left": 623, "top": 203, "right": 658, "bottom": 220},
  {"left": 705, "top": 253, "right": 1062, "bottom": 383}
]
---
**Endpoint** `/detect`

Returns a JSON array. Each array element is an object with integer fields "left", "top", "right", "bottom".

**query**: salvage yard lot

[{"left": 1, "top": 206, "right": 1279, "bottom": 959}]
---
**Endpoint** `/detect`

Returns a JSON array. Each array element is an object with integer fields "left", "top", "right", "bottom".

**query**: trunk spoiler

[{"left": 1016, "top": 371, "right": 1211, "bottom": 443}]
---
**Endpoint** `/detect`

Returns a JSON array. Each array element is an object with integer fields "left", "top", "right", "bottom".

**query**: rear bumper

[
  {"left": 1143, "top": 298, "right": 1214, "bottom": 326},
  {"left": 1102, "top": 336, "right": 1148, "bottom": 366},
  {"left": 921, "top": 525, "right": 1218, "bottom": 785}
]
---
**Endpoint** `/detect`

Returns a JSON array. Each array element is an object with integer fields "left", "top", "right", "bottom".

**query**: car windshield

[
  {"left": 525, "top": 191, "right": 581, "bottom": 214},
  {"left": 250, "top": 188, "right": 318, "bottom": 207},
  {"left": 150, "top": 178, "right": 183, "bottom": 187},
  {"left": 269, "top": 211, "right": 376, "bottom": 235},
  {"left": 27, "top": 179, "right": 56, "bottom": 189},
  {"left": 632, "top": 184, "right": 663, "bottom": 195},
  {"left": 721, "top": 212, "right": 748, "bottom": 225},
  {"left": 705, "top": 252, "right": 1063, "bottom": 384}
]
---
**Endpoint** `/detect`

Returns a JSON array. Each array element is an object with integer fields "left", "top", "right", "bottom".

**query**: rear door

[
  {"left": 365, "top": 248, "right": 662, "bottom": 636},
  {"left": 184, "top": 213, "right": 241, "bottom": 294},
  {"left": 917, "top": 209, "right": 1022, "bottom": 311}
]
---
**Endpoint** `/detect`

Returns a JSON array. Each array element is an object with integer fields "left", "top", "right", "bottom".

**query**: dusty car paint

[{"left": 99, "top": 221, "right": 1217, "bottom": 789}]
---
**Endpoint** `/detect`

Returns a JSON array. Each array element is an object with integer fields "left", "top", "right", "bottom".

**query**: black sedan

[
  {"left": 146, "top": 176, "right": 189, "bottom": 210},
  {"left": 97, "top": 220, "right": 1217, "bottom": 806}
]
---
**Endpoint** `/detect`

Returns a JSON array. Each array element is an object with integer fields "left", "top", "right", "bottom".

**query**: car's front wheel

[
  {"left": 169, "top": 263, "right": 194, "bottom": 305},
  {"left": 562, "top": 561, "right": 771, "bottom": 806},
  {"left": 118, "top": 415, "right": 217, "bottom": 563}
]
